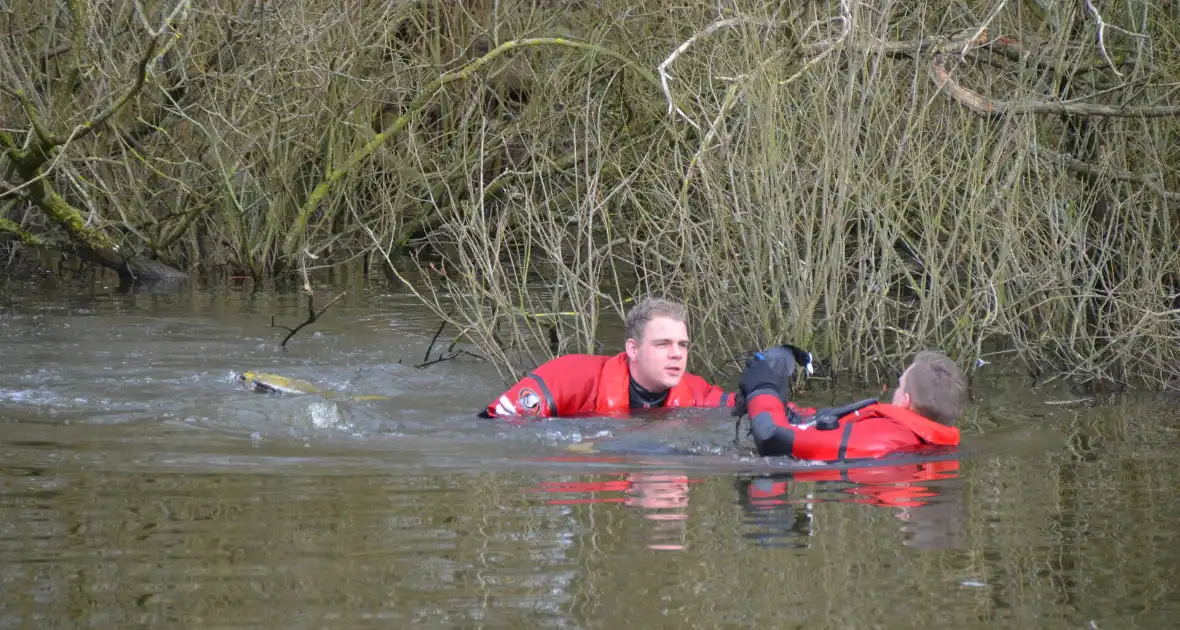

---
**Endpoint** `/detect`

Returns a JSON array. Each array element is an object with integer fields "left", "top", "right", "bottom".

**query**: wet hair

[
  {"left": 623, "top": 297, "right": 688, "bottom": 344},
  {"left": 903, "top": 351, "right": 969, "bottom": 425}
]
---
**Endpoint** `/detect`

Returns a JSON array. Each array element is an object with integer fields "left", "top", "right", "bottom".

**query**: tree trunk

[{"left": 6, "top": 146, "right": 189, "bottom": 281}]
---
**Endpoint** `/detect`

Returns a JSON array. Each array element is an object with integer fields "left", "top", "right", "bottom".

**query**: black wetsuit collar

[{"left": 629, "top": 377, "right": 669, "bottom": 410}]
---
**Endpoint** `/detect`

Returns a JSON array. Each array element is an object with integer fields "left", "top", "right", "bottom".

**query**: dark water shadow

[{"left": 115, "top": 275, "right": 192, "bottom": 295}]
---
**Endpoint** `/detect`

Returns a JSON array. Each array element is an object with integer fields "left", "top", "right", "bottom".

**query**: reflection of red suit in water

[
  {"left": 741, "top": 459, "right": 964, "bottom": 549},
  {"left": 481, "top": 352, "right": 733, "bottom": 418},
  {"left": 529, "top": 472, "right": 698, "bottom": 550},
  {"left": 746, "top": 460, "right": 961, "bottom": 510}
]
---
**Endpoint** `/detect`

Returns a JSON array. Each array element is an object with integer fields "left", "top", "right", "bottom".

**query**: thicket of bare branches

[{"left": 2, "top": 0, "right": 1177, "bottom": 389}]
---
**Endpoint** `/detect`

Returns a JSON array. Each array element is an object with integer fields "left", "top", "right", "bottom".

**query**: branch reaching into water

[
  {"left": 415, "top": 349, "right": 486, "bottom": 369},
  {"left": 416, "top": 304, "right": 488, "bottom": 368},
  {"left": 270, "top": 291, "right": 345, "bottom": 348},
  {"left": 422, "top": 304, "right": 457, "bottom": 364},
  {"left": 271, "top": 252, "right": 344, "bottom": 348},
  {"left": 272, "top": 292, "right": 344, "bottom": 348}
]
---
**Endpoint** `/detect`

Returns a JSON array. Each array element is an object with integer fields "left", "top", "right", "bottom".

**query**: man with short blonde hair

[
  {"left": 893, "top": 351, "right": 969, "bottom": 426},
  {"left": 480, "top": 296, "right": 733, "bottom": 418},
  {"left": 622, "top": 298, "right": 687, "bottom": 344}
]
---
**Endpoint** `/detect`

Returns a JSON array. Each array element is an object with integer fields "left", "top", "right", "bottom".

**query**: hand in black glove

[
  {"left": 738, "top": 356, "right": 784, "bottom": 400},
  {"left": 732, "top": 354, "right": 789, "bottom": 418},
  {"left": 731, "top": 343, "right": 812, "bottom": 417}
]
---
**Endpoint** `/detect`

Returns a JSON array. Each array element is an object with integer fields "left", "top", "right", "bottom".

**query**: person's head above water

[
  {"left": 892, "top": 351, "right": 969, "bottom": 425},
  {"left": 623, "top": 297, "right": 690, "bottom": 392}
]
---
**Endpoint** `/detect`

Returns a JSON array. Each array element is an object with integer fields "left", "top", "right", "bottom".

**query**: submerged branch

[
  {"left": 422, "top": 303, "right": 458, "bottom": 364},
  {"left": 415, "top": 349, "right": 486, "bottom": 369}
]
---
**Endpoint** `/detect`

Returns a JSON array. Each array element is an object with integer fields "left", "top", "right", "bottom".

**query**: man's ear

[
  {"left": 625, "top": 337, "right": 638, "bottom": 360},
  {"left": 896, "top": 391, "right": 912, "bottom": 409}
]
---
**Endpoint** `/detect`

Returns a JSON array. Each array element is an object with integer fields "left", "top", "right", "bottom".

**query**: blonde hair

[
  {"left": 623, "top": 297, "right": 688, "bottom": 343},
  {"left": 904, "top": 351, "right": 969, "bottom": 425}
]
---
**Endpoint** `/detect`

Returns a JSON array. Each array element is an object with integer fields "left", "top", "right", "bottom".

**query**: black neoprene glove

[
  {"left": 731, "top": 344, "right": 812, "bottom": 417},
  {"left": 738, "top": 357, "right": 783, "bottom": 400},
  {"left": 732, "top": 356, "right": 786, "bottom": 418}
]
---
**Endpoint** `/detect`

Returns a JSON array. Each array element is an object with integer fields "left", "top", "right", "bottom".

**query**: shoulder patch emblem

[{"left": 517, "top": 388, "right": 542, "bottom": 415}]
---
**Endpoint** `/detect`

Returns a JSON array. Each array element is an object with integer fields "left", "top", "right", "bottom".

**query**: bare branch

[
  {"left": 287, "top": 36, "right": 668, "bottom": 256},
  {"left": 66, "top": 34, "right": 163, "bottom": 147},
  {"left": 1085, "top": 0, "right": 1122, "bottom": 77},
  {"left": 958, "top": 1, "right": 1007, "bottom": 60},
  {"left": 271, "top": 285, "right": 346, "bottom": 349},
  {"left": 657, "top": 17, "right": 766, "bottom": 130},
  {"left": 678, "top": 1, "right": 853, "bottom": 208},
  {"left": 1032, "top": 144, "right": 1180, "bottom": 202},
  {"left": 930, "top": 56, "right": 1180, "bottom": 118},
  {"left": 1084, "top": 0, "right": 1149, "bottom": 78},
  {"left": 2, "top": 124, "right": 85, "bottom": 197}
]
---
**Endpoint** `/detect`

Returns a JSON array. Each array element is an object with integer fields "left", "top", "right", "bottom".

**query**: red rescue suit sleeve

[
  {"left": 674, "top": 374, "right": 735, "bottom": 409},
  {"left": 482, "top": 354, "right": 607, "bottom": 419},
  {"left": 746, "top": 392, "right": 940, "bottom": 460}
]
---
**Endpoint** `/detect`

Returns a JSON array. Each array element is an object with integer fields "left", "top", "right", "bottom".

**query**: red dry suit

[
  {"left": 746, "top": 392, "right": 960, "bottom": 461},
  {"left": 481, "top": 352, "right": 733, "bottom": 418}
]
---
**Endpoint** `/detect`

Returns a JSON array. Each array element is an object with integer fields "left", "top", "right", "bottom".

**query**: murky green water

[{"left": 2, "top": 278, "right": 1177, "bottom": 628}]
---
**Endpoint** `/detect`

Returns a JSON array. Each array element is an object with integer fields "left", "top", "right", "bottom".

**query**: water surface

[{"left": 1, "top": 279, "right": 1177, "bottom": 628}]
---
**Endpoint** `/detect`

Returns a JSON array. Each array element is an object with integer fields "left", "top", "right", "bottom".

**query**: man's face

[
  {"left": 892, "top": 367, "right": 912, "bottom": 408},
  {"left": 625, "top": 316, "right": 689, "bottom": 392}
]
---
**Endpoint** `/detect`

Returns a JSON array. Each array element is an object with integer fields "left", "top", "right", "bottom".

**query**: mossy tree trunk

[
  {"left": 0, "top": 3, "right": 188, "bottom": 281},
  {"left": 4, "top": 140, "right": 186, "bottom": 280}
]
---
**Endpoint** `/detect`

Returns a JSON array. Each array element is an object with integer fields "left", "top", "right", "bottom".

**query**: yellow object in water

[
  {"left": 238, "top": 371, "right": 391, "bottom": 401},
  {"left": 566, "top": 442, "right": 599, "bottom": 454}
]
